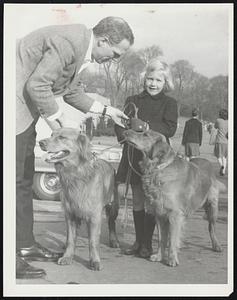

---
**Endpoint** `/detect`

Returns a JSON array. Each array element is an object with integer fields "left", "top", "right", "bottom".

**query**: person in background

[
  {"left": 16, "top": 16, "right": 134, "bottom": 279},
  {"left": 115, "top": 58, "right": 178, "bottom": 258},
  {"left": 214, "top": 109, "right": 228, "bottom": 176},
  {"left": 207, "top": 122, "right": 214, "bottom": 134},
  {"left": 181, "top": 108, "right": 203, "bottom": 161}
]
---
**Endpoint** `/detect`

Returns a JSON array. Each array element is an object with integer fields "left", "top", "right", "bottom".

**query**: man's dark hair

[
  {"left": 93, "top": 16, "right": 134, "bottom": 45},
  {"left": 192, "top": 108, "right": 199, "bottom": 117},
  {"left": 219, "top": 108, "right": 228, "bottom": 120}
]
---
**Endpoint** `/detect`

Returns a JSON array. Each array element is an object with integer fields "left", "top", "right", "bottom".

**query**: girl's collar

[{"left": 139, "top": 90, "right": 165, "bottom": 100}]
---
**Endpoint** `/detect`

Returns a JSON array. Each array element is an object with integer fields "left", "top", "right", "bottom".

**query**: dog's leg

[
  {"left": 87, "top": 216, "right": 103, "bottom": 271},
  {"left": 150, "top": 217, "right": 168, "bottom": 262},
  {"left": 205, "top": 196, "right": 222, "bottom": 252},
  {"left": 160, "top": 218, "right": 169, "bottom": 262},
  {"left": 106, "top": 195, "right": 120, "bottom": 248},
  {"left": 167, "top": 212, "right": 184, "bottom": 267},
  {"left": 150, "top": 218, "right": 162, "bottom": 262},
  {"left": 58, "top": 215, "right": 77, "bottom": 265}
]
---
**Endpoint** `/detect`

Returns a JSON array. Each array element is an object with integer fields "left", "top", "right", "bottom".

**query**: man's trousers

[{"left": 16, "top": 121, "right": 37, "bottom": 249}]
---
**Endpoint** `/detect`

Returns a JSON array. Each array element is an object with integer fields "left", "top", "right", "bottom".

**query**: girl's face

[{"left": 144, "top": 71, "right": 166, "bottom": 96}]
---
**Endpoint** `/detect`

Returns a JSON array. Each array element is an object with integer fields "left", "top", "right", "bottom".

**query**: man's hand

[{"left": 106, "top": 106, "right": 129, "bottom": 128}]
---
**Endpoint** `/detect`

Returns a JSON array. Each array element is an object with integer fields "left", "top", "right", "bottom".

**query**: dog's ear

[
  {"left": 76, "top": 134, "right": 91, "bottom": 160},
  {"left": 77, "top": 133, "right": 88, "bottom": 144},
  {"left": 149, "top": 137, "right": 175, "bottom": 163},
  {"left": 149, "top": 139, "right": 170, "bottom": 161}
]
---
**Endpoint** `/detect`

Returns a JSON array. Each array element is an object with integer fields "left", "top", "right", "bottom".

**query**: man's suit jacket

[{"left": 16, "top": 24, "right": 95, "bottom": 135}]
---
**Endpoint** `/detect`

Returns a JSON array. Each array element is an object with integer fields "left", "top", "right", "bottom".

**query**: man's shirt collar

[
  {"left": 84, "top": 31, "right": 94, "bottom": 63},
  {"left": 78, "top": 31, "right": 94, "bottom": 74}
]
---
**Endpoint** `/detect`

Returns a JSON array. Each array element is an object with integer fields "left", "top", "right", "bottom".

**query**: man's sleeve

[
  {"left": 25, "top": 36, "right": 75, "bottom": 119},
  {"left": 63, "top": 84, "right": 94, "bottom": 113}
]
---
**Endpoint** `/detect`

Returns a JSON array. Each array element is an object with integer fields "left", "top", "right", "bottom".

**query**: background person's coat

[
  {"left": 16, "top": 24, "right": 95, "bottom": 135},
  {"left": 181, "top": 118, "right": 203, "bottom": 146}
]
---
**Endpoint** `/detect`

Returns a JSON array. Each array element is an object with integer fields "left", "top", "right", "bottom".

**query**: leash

[
  {"left": 93, "top": 102, "right": 145, "bottom": 228},
  {"left": 121, "top": 157, "right": 132, "bottom": 229},
  {"left": 120, "top": 102, "right": 144, "bottom": 228}
]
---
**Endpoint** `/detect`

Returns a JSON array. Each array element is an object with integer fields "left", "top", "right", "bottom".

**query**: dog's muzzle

[
  {"left": 123, "top": 118, "right": 148, "bottom": 132},
  {"left": 39, "top": 139, "right": 70, "bottom": 163},
  {"left": 44, "top": 150, "right": 70, "bottom": 163}
]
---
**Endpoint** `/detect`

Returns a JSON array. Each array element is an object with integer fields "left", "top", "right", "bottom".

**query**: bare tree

[
  {"left": 137, "top": 45, "right": 163, "bottom": 66},
  {"left": 208, "top": 76, "right": 228, "bottom": 108},
  {"left": 188, "top": 73, "right": 209, "bottom": 120},
  {"left": 171, "top": 60, "right": 196, "bottom": 114},
  {"left": 102, "top": 50, "right": 145, "bottom": 108}
]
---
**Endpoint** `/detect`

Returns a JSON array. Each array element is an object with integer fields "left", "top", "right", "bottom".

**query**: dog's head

[
  {"left": 123, "top": 129, "right": 175, "bottom": 163},
  {"left": 39, "top": 128, "right": 91, "bottom": 164}
]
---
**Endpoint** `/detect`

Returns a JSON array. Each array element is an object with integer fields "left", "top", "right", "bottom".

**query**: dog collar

[
  {"left": 90, "top": 152, "right": 98, "bottom": 164},
  {"left": 155, "top": 147, "right": 175, "bottom": 171},
  {"left": 156, "top": 157, "right": 174, "bottom": 171}
]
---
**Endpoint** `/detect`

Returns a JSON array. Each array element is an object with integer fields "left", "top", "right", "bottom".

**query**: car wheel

[{"left": 33, "top": 172, "right": 61, "bottom": 201}]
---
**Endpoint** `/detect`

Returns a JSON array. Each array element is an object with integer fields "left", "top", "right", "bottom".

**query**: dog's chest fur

[
  {"left": 140, "top": 158, "right": 183, "bottom": 215},
  {"left": 55, "top": 162, "right": 106, "bottom": 220},
  {"left": 141, "top": 168, "right": 170, "bottom": 215}
]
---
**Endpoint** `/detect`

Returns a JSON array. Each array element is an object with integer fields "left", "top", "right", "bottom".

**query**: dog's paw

[
  {"left": 89, "top": 260, "right": 103, "bottom": 271},
  {"left": 213, "top": 244, "right": 222, "bottom": 252},
  {"left": 109, "top": 239, "right": 120, "bottom": 248},
  {"left": 167, "top": 256, "right": 179, "bottom": 267},
  {"left": 150, "top": 253, "right": 162, "bottom": 262},
  {"left": 57, "top": 255, "right": 73, "bottom": 265}
]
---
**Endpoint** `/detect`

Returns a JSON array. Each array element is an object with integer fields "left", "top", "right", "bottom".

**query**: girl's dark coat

[{"left": 115, "top": 90, "right": 178, "bottom": 184}]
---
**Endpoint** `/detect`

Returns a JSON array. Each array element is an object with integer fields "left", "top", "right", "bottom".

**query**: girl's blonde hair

[{"left": 144, "top": 58, "right": 174, "bottom": 93}]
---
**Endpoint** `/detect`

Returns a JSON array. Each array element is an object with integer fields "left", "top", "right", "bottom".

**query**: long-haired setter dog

[
  {"left": 123, "top": 129, "right": 225, "bottom": 267},
  {"left": 39, "top": 128, "right": 119, "bottom": 271}
]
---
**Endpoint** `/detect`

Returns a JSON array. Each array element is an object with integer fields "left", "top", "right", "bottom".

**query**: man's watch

[{"left": 102, "top": 105, "right": 107, "bottom": 117}]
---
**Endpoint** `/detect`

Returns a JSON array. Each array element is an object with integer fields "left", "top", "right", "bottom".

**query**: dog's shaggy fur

[
  {"left": 39, "top": 128, "right": 119, "bottom": 271},
  {"left": 123, "top": 129, "right": 224, "bottom": 267}
]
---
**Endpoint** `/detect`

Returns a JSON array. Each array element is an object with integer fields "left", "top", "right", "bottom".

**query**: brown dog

[
  {"left": 123, "top": 129, "right": 224, "bottom": 267},
  {"left": 39, "top": 128, "right": 119, "bottom": 271}
]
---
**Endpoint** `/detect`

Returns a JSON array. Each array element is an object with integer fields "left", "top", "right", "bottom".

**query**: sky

[{"left": 5, "top": 3, "right": 232, "bottom": 78}]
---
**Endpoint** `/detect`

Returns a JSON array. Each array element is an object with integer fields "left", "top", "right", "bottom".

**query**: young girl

[
  {"left": 214, "top": 109, "right": 228, "bottom": 176},
  {"left": 115, "top": 58, "right": 178, "bottom": 258}
]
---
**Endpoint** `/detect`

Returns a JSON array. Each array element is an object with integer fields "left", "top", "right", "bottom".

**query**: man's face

[{"left": 92, "top": 38, "right": 131, "bottom": 64}]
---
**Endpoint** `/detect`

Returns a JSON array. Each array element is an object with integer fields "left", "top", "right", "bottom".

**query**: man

[
  {"left": 181, "top": 108, "right": 203, "bottom": 161},
  {"left": 16, "top": 16, "right": 134, "bottom": 279}
]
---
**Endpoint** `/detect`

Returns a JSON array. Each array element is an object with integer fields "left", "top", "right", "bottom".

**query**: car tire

[{"left": 33, "top": 172, "right": 61, "bottom": 201}]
